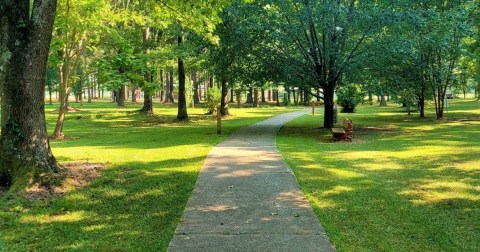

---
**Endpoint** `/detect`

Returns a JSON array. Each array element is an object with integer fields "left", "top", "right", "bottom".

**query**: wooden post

[
  {"left": 311, "top": 102, "right": 315, "bottom": 115},
  {"left": 217, "top": 106, "right": 221, "bottom": 135}
]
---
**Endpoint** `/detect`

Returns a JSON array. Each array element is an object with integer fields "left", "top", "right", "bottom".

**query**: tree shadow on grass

[
  {"left": 0, "top": 157, "right": 204, "bottom": 251},
  {"left": 277, "top": 112, "right": 480, "bottom": 251}
]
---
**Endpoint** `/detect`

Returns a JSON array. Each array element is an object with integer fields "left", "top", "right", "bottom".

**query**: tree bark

[
  {"left": 220, "top": 79, "right": 230, "bottom": 116},
  {"left": 168, "top": 70, "right": 175, "bottom": 103},
  {"left": 192, "top": 72, "right": 200, "bottom": 104},
  {"left": 0, "top": 0, "right": 59, "bottom": 189},
  {"left": 253, "top": 88, "right": 259, "bottom": 108},
  {"left": 323, "top": 86, "right": 335, "bottom": 128},
  {"left": 261, "top": 88, "right": 266, "bottom": 103},
  {"left": 246, "top": 87, "right": 253, "bottom": 103},
  {"left": 140, "top": 27, "right": 153, "bottom": 114},
  {"left": 131, "top": 85, "right": 138, "bottom": 103},
  {"left": 117, "top": 85, "right": 126, "bottom": 106},
  {"left": 229, "top": 88, "right": 234, "bottom": 103},
  {"left": 177, "top": 34, "right": 188, "bottom": 120}
]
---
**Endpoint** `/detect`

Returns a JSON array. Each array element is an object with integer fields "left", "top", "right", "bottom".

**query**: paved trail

[{"left": 168, "top": 110, "right": 335, "bottom": 252}]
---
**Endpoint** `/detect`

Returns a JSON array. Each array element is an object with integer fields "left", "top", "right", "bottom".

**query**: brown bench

[{"left": 332, "top": 118, "right": 353, "bottom": 142}]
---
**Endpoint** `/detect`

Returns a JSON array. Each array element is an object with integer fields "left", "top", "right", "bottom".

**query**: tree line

[{"left": 0, "top": 0, "right": 479, "bottom": 190}]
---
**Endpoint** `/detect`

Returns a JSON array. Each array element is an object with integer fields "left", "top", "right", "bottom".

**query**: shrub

[{"left": 336, "top": 83, "right": 365, "bottom": 113}]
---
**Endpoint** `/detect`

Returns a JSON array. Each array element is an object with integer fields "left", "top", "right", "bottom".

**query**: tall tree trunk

[
  {"left": 253, "top": 88, "right": 259, "bottom": 108},
  {"left": 229, "top": 88, "right": 234, "bottom": 103},
  {"left": 276, "top": 90, "right": 280, "bottom": 106},
  {"left": 117, "top": 85, "right": 126, "bottom": 107},
  {"left": 192, "top": 71, "right": 200, "bottom": 104},
  {"left": 292, "top": 87, "right": 297, "bottom": 105},
  {"left": 53, "top": 63, "right": 69, "bottom": 139},
  {"left": 220, "top": 79, "right": 230, "bottom": 116},
  {"left": 379, "top": 89, "right": 387, "bottom": 106},
  {"left": 323, "top": 86, "right": 335, "bottom": 128},
  {"left": 268, "top": 90, "right": 272, "bottom": 101},
  {"left": 418, "top": 86, "right": 425, "bottom": 118},
  {"left": 168, "top": 70, "right": 175, "bottom": 103},
  {"left": 287, "top": 87, "right": 291, "bottom": 103},
  {"left": 160, "top": 69, "right": 166, "bottom": 103},
  {"left": 209, "top": 75, "right": 214, "bottom": 88},
  {"left": 261, "top": 88, "right": 266, "bottom": 103},
  {"left": 0, "top": 0, "right": 59, "bottom": 189},
  {"left": 131, "top": 86, "right": 138, "bottom": 103},
  {"left": 140, "top": 27, "right": 153, "bottom": 114},
  {"left": 246, "top": 87, "right": 253, "bottom": 103},
  {"left": 176, "top": 34, "right": 188, "bottom": 120}
]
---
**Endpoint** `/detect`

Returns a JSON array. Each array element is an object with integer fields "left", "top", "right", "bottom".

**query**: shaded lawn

[
  {"left": 277, "top": 100, "right": 480, "bottom": 251},
  {"left": 0, "top": 101, "right": 294, "bottom": 251}
]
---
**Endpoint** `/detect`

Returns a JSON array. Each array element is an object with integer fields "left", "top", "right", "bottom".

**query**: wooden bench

[{"left": 332, "top": 118, "right": 353, "bottom": 142}]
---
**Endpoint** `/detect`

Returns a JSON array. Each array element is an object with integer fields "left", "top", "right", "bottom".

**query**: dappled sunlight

[
  {"left": 276, "top": 191, "right": 311, "bottom": 208},
  {"left": 82, "top": 224, "right": 108, "bottom": 232},
  {"left": 401, "top": 180, "right": 480, "bottom": 205},
  {"left": 21, "top": 211, "right": 89, "bottom": 224},
  {"left": 453, "top": 160, "right": 480, "bottom": 172},
  {"left": 194, "top": 204, "right": 239, "bottom": 212},
  {"left": 277, "top": 100, "right": 480, "bottom": 251},
  {"left": 307, "top": 195, "right": 338, "bottom": 209},
  {"left": 215, "top": 169, "right": 265, "bottom": 178},
  {"left": 322, "top": 186, "right": 354, "bottom": 196},
  {"left": 326, "top": 168, "right": 364, "bottom": 178}
]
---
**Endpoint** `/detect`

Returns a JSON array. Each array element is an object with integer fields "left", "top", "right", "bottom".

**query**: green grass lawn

[
  {"left": 277, "top": 99, "right": 480, "bottom": 251},
  {"left": 0, "top": 101, "right": 293, "bottom": 251}
]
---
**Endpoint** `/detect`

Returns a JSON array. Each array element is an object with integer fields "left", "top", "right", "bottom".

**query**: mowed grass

[
  {"left": 0, "top": 101, "right": 293, "bottom": 251},
  {"left": 277, "top": 99, "right": 480, "bottom": 251}
]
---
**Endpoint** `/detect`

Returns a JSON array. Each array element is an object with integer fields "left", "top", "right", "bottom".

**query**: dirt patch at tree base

[{"left": 22, "top": 162, "right": 106, "bottom": 201}]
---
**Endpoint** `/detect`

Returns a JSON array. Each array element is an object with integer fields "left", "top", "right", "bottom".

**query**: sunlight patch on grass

[
  {"left": 323, "top": 186, "right": 354, "bottom": 196},
  {"left": 307, "top": 195, "right": 338, "bottom": 209},
  {"left": 326, "top": 168, "right": 364, "bottom": 178},
  {"left": 278, "top": 100, "right": 480, "bottom": 251},
  {"left": 401, "top": 180, "right": 480, "bottom": 205},
  {"left": 82, "top": 224, "right": 108, "bottom": 232}
]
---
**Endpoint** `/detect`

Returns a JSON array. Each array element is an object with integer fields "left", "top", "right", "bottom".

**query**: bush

[
  {"left": 206, "top": 88, "right": 221, "bottom": 114},
  {"left": 336, "top": 84, "right": 365, "bottom": 113}
]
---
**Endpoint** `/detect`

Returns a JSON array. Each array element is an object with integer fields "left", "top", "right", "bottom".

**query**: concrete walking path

[{"left": 168, "top": 110, "right": 335, "bottom": 251}]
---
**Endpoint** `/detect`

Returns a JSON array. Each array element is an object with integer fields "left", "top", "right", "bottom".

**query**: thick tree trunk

[
  {"left": 246, "top": 87, "right": 253, "bottom": 103},
  {"left": 131, "top": 86, "right": 138, "bottom": 103},
  {"left": 0, "top": 0, "right": 59, "bottom": 189},
  {"left": 323, "top": 86, "right": 335, "bottom": 128},
  {"left": 236, "top": 90, "right": 241, "bottom": 108},
  {"left": 142, "top": 93, "right": 153, "bottom": 114},
  {"left": 379, "top": 89, "right": 387, "bottom": 106},
  {"left": 177, "top": 34, "right": 188, "bottom": 120},
  {"left": 261, "top": 88, "right": 266, "bottom": 103},
  {"left": 117, "top": 85, "right": 126, "bottom": 106},
  {"left": 220, "top": 79, "right": 230, "bottom": 116},
  {"left": 253, "top": 88, "right": 259, "bottom": 108}
]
